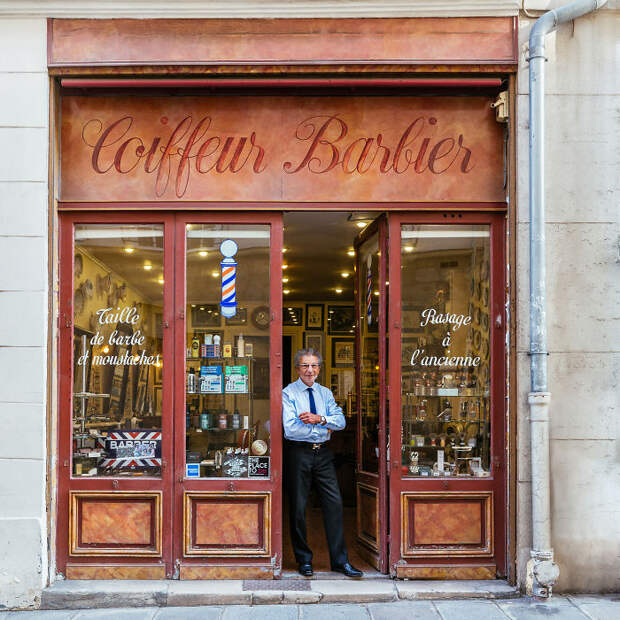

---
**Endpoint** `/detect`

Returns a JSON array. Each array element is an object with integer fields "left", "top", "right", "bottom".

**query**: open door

[{"left": 354, "top": 215, "right": 389, "bottom": 573}]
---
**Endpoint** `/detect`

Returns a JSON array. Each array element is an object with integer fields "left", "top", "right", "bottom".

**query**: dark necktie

[{"left": 307, "top": 387, "right": 317, "bottom": 414}]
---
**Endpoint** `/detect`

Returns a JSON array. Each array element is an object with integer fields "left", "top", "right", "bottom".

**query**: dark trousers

[{"left": 285, "top": 440, "right": 348, "bottom": 567}]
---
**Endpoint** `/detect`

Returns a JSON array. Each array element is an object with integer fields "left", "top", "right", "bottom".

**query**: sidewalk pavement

[{"left": 0, "top": 596, "right": 619, "bottom": 619}]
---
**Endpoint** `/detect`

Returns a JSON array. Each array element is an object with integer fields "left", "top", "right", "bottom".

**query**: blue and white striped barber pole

[
  {"left": 219, "top": 239, "right": 239, "bottom": 319},
  {"left": 366, "top": 254, "right": 373, "bottom": 326}
]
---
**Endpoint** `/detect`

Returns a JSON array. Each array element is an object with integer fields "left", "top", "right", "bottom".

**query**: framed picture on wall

[
  {"left": 332, "top": 338, "right": 355, "bottom": 367},
  {"left": 225, "top": 307, "right": 248, "bottom": 326},
  {"left": 328, "top": 305, "right": 355, "bottom": 334},
  {"left": 402, "top": 306, "right": 425, "bottom": 333},
  {"left": 283, "top": 306, "right": 303, "bottom": 326},
  {"left": 191, "top": 304, "right": 221, "bottom": 328},
  {"left": 304, "top": 332, "right": 323, "bottom": 357},
  {"left": 305, "top": 304, "right": 324, "bottom": 330}
]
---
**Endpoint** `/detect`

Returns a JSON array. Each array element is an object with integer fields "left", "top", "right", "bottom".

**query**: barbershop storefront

[{"left": 52, "top": 17, "right": 516, "bottom": 581}]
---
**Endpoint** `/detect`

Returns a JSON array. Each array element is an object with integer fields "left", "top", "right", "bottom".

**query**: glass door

[
  {"left": 173, "top": 213, "right": 284, "bottom": 579},
  {"left": 58, "top": 213, "right": 175, "bottom": 579},
  {"left": 388, "top": 213, "right": 507, "bottom": 578},
  {"left": 354, "top": 216, "right": 389, "bottom": 572}
]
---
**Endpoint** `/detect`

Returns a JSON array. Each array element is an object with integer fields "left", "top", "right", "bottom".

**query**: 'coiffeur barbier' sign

[{"left": 60, "top": 96, "right": 504, "bottom": 203}]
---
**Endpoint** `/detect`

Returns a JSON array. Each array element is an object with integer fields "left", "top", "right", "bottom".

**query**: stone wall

[
  {"left": 0, "top": 17, "right": 49, "bottom": 610},
  {"left": 516, "top": 8, "right": 620, "bottom": 593}
]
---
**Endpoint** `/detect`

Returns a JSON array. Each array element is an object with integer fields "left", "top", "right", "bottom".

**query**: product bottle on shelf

[
  {"left": 237, "top": 334, "right": 245, "bottom": 357},
  {"left": 191, "top": 333, "right": 200, "bottom": 358},
  {"left": 232, "top": 408, "right": 241, "bottom": 429},
  {"left": 213, "top": 334, "right": 221, "bottom": 357},
  {"left": 187, "top": 368, "right": 197, "bottom": 393}
]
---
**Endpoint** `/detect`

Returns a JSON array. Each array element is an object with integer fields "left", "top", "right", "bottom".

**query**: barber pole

[{"left": 219, "top": 239, "right": 239, "bottom": 319}]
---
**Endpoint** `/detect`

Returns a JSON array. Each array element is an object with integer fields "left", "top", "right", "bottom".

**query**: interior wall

[{"left": 282, "top": 301, "right": 357, "bottom": 413}]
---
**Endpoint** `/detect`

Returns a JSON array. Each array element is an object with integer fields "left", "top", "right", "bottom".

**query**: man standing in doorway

[{"left": 282, "top": 348, "right": 363, "bottom": 578}]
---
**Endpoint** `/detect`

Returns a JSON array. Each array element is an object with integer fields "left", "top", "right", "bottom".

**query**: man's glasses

[{"left": 298, "top": 363, "right": 320, "bottom": 369}]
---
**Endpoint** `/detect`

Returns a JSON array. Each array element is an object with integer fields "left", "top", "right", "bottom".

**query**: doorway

[{"left": 281, "top": 211, "right": 381, "bottom": 577}]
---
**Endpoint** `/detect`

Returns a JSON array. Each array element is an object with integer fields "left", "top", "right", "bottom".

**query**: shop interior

[{"left": 280, "top": 211, "right": 380, "bottom": 576}]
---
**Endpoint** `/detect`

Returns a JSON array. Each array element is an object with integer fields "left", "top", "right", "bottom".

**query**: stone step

[{"left": 40, "top": 579, "right": 520, "bottom": 609}]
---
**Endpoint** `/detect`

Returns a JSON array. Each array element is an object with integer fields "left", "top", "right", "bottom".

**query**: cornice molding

[{"left": 0, "top": 1, "right": 521, "bottom": 18}]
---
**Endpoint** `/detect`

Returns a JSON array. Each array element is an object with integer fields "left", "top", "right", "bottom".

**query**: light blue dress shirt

[{"left": 282, "top": 378, "right": 346, "bottom": 443}]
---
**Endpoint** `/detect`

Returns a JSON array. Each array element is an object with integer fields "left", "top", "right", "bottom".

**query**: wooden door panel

[
  {"left": 401, "top": 491, "right": 493, "bottom": 557},
  {"left": 69, "top": 491, "right": 162, "bottom": 556},
  {"left": 184, "top": 491, "right": 271, "bottom": 556}
]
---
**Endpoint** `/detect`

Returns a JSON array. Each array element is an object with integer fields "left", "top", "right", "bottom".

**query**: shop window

[
  {"left": 400, "top": 225, "right": 491, "bottom": 478},
  {"left": 72, "top": 225, "right": 164, "bottom": 478},
  {"left": 185, "top": 224, "right": 271, "bottom": 479}
]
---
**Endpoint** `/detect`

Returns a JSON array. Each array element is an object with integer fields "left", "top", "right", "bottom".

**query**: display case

[{"left": 184, "top": 342, "right": 269, "bottom": 479}]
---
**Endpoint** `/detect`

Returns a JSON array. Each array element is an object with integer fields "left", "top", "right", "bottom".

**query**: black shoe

[
  {"left": 298, "top": 563, "right": 313, "bottom": 577},
  {"left": 331, "top": 562, "right": 363, "bottom": 578}
]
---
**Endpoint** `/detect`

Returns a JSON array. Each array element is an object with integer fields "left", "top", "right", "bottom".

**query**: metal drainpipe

[{"left": 526, "top": 0, "right": 607, "bottom": 598}]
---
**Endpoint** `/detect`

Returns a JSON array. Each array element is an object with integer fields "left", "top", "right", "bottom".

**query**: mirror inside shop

[
  {"left": 71, "top": 224, "right": 165, "bottom": 478},
  {"left": 400, "top": 225, "right": 491, "bottom": 478}
]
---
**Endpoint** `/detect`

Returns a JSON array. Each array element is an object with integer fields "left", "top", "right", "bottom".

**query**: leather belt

[{"left": 286, "top": 439, "right": 327, "bottom": 450}]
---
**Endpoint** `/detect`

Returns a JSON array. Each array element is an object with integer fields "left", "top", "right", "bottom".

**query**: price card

[{"left": 225, "top": 365, "right": 248, "bottom": 393}]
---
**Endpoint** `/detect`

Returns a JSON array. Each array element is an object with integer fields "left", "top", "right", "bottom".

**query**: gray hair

[{"left": 294, "top": 348, "right": 323, "bottom": 367}]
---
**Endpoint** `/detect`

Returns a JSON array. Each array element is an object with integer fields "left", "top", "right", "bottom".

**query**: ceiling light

[
  {"left": 102, "top": 345, "right": 110, "bottom": 354},
  {"left": 124, "top": 247, "right": 135, "bottom": 254},
  {"left": 211, "top": 271, "right": 219, "bottom": 277},
  {"left": 374, "top": 291, "right": 379, "bottom": 296},
  {"left": 191, "top": 304, "right": 196, "bottom": 308},
  {"left": 282, "top": 247, "right": 288, "bottom": 253},
  {"left": 347, "top": 249, "right": 355, "bottom": 257},
  {"left": 200, "top": 307, "right": 205, "bottom": 311},
  {"left": 143, "top": 262, "right": 153, "bottom": 271},
  {"left": 282, "top": 277, "right": 289, "bottom": 283},
  {"left": 283, "top": 289, "right": 290, "bottom": 295},
  {"left": 341, "top": 272, "right": 350, "bottom": 278},
  {"left": 287, "top": 307, "right": 293, "bottom": 311},
  {"left": 335, "top": 288, "right": 343, "bottom": 294},
  {"left": 404, "top": 245, "right": 414, "bottom": 252},
  {"left": 157, "top": 277, "right": 164, "bottom": 284},
  {"left": 199, "top": 250, "right": 208, "bottom": 257},
  {"left": 282, "top": 264, "right": 288, "bottom": 270},
  {"left": 356, "top": 222, "right": 367, "bottom": 228}
]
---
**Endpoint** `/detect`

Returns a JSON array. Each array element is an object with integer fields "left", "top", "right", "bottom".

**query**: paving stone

[
  {"left": 567, "top": 596, "right": 620, "bottom": 620},
  {"left": 434, "top": 600, "right": 509, "bottom": 619},
  {"left": 396, "top": 580, "right": 519, "bottom": 600},
  {"left": 154, "top": 607, "right": 223, "bottom": 620},
  {"left": 40, "top": 581, "right": 167, "bottom": 610},
  {"left": 73, "top": 609, "right": 157, "bottom": 619},
  {"left": 368, "top": 600, "right": 440, "bottom": 620},
  {"left": 167, "top": 581, "right": 250, "bottom": 606},
  {"left": 302, "top": 604, "right": 371, "bottom": 620},
  {"left": 222, "top": 605, "right": 298, "bottom": 620},
  {"left": 313, "top": 580, "right": 396, "bottom": 603},
  {"left": 498, "top": 597, "right": 588, "bottom": 619}
]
